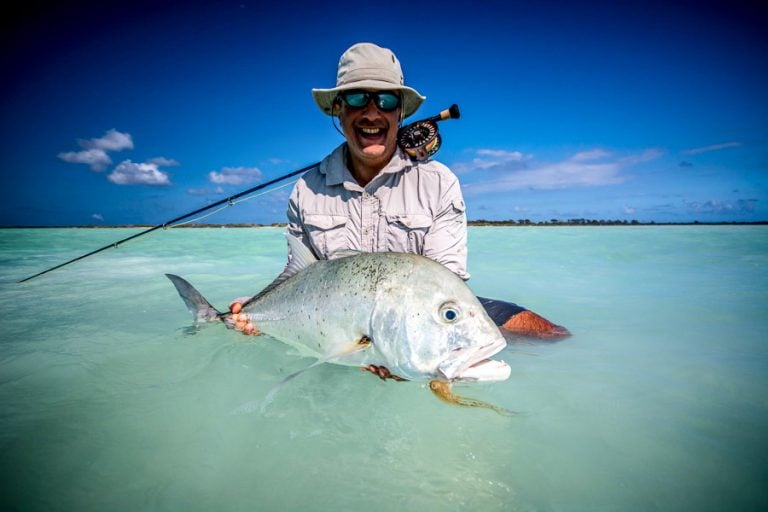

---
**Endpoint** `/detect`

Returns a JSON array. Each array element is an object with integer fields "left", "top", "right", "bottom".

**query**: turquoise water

[{"left": 1, "top": 226, "right": 767, "bottom": 511}]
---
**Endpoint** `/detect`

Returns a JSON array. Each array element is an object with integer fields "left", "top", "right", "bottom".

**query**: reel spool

[{"left": 398, "top": 104, "right": 460, "bottom": 161}]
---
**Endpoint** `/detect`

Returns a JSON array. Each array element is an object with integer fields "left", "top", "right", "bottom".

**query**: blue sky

[{"left": 1, "top": 0, "right": 766, "bottom": 225}]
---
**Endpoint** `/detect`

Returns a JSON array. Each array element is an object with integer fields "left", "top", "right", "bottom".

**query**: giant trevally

[{"left": 167, "top": 234, "right": 512, "bottom": 411}]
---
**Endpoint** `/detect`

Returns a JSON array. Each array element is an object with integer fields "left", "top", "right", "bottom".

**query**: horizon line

[{"left": 1, "top": 220, "right": 767, "bottom": 229}]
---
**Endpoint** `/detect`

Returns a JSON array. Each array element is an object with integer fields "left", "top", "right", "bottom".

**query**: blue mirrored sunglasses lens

[
  {"left": 341, "top": 91, "right": 400, "bottom": 111},
  {"left": 342, "top": 92, "right": 369, "bottom": 108},
  {"left": 376, "top": 93, "right": 400, "bottom": 111}
]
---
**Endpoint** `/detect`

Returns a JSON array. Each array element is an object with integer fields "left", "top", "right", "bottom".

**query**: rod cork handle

[
  {"left": 425, "top": 104, "right": 461, "bottom": 124},
  {"left": 442, "top": 104, "right": 461, "bottom": 120}
]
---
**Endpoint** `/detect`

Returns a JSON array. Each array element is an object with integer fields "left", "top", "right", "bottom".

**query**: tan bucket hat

[{"left": 312, "top": 42, "right": 425, "bottom": 119}]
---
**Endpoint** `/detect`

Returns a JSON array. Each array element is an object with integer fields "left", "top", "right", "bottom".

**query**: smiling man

[
  {"left": 231, "top": 42, "right": 569, "bottom": 346},
  {"left": 293, "top": 42, "right": 469, "bottom": 278}
]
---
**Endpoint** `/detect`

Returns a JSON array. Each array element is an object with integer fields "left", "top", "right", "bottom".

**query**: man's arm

[{"left": 422, "top": 173, "right": 470, "bottom": 280}]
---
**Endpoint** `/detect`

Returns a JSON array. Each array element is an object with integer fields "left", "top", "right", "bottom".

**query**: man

[{"left": 231, "top": 42, "right": 568, "bottom": 342}]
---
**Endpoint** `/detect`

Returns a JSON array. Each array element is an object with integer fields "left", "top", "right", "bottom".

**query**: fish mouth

[
  {"left": 456, "top": 358, "right": 511, "bottom": 382},
  {"left": 437, "top": 338, "right": 511, "bottom": 382}
]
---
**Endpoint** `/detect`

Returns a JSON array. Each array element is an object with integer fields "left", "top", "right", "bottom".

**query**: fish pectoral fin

[
  {"left": 259, "top": 337, "right": 373, "bottom": 413},
  {"left": 260, "top": 359, "right": 325, "bottom": 412},
  {"left": 428, "top": 380, "right": 517, "bottom": 417},
  {"left": 316, "top": 335, "right": 373, "bottom": 364}
]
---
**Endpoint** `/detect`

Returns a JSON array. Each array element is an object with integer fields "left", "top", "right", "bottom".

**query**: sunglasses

[{"left": 338, "top": 90, "right": 401, "bottom": 112}]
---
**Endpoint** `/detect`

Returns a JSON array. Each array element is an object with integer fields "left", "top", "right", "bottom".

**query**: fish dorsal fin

[
  {"left": 243, "top": 234, "right": 318, "bottom": 306},
  {"left": 285, "top": 233, "right": 317, "bottom": 273}
]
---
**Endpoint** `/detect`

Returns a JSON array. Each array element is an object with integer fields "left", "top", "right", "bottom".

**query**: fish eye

[{"left": 438, "top": 302, "right": 461, "bottom": 323}]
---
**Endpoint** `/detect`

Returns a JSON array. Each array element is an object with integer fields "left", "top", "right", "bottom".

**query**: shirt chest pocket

[
  {"left": 303, "top": 214, "right": 348, "bottom": 259},
  {"left": 384, "top": 213, "right": 433, "bottom": 254}
]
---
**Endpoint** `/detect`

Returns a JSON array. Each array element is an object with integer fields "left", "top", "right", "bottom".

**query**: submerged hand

[{"left": 228, "top": 298, "right": 261, "bottom": 336}]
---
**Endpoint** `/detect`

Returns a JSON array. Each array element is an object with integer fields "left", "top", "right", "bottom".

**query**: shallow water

[{"left": 1, "top": 226, "right": 767, "bottom": 511}]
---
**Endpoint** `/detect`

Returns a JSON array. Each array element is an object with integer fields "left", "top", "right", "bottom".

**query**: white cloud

[
  {"left": 58, "top": 148, "right": 112, "bottom": 172},
  {"left": 58, "top": 130, "right": 185, "bottom": 188},
  {"left": 460, "top": 147, "right": 664, "bottom": 194},
  {"left": 208, "top": 166, "right": 263, "bottom": 186},
  {"left": 92, "top": 213, "right": 104, "bottom": 221},
  {"left": 107, "top": 160, "right": 171, "bottom": 186},
  {"left": 187, "top": 186, "right": 225, "bottom": 196},
  {"left": 475, "top": 149, "right": 527, "bottom": 160},
  {"left": 79, "top": 129, "right": 134, "bottom": 152},
  {"left": 58, "top": 129, "right": 135, "bottom": 171},
  {"left": 682, "top": 141, "right": 742, "bottom": 155},
  {"left": 620, "top": 148, "right": 666, "bottom": 164},
  {"left": 571, "top": 149, "right": 612, "bottom": 161},
  {"left": 684, "top": 198, "right": 756, "bottom": 214},
  {"left": 453, "top": 149, "right": 529, "bottom": 173},
  {"left": 148, "top": 156, "right": 180, "bottom": 167}
]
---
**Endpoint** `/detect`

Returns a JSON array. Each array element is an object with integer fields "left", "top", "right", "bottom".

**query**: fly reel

[{"left": 398, "top": 104, "right": 460, "bottom": 161}]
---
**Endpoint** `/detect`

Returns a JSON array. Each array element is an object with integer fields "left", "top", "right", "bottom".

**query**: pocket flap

[
  {"left": 303, "top": 214, "right": 348, "bottom": 230},
  {"left": 386, "top": 213, "right": 433, "bottom": 229}
]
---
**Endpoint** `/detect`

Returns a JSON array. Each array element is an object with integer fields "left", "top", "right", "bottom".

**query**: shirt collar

[{"left": 320, "top": 143, "right": 412, "bottom": 188}]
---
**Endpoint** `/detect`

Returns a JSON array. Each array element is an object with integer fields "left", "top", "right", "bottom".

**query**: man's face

[{"left": 337, "top": 90, "right": 401, "bottom": 173}]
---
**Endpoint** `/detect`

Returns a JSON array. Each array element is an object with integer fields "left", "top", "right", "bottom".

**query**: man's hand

[{"left": 228, "top": 298, "right": 261, "bottom": 336}]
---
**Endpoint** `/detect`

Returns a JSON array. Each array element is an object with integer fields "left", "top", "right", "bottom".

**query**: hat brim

[{"left": 312, "top": 80, "right": 425, "bottom": 118}]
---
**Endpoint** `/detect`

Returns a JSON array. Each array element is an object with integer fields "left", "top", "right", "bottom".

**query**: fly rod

[
  {"left": 18, "top": 105, "right": 461, "bottom": 283},
  {"left": 17, "top": 162, "right": 319, "bottom": 283}
]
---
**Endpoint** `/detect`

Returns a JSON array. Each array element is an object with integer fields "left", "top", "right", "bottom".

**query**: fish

[{"left": 166, "top": 234, "right": 512, "bottom": 410}]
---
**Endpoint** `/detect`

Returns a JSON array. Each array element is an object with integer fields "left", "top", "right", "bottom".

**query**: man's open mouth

[{"left": 357, "top": 126, "right": 386, "bottom": 141}]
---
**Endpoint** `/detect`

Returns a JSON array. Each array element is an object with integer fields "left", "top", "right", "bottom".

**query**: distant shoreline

[{"left": 1, "top": 220, "right": 766, "bottom": 228}]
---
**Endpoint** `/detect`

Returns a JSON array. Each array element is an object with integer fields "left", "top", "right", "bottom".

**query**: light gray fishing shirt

[{"left": 286, "top": 143, "right": 469, "bottom": 280}]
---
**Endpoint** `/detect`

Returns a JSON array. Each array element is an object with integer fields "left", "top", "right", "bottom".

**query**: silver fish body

[{"left": 168, "top": 235, "right": 511, "bottom": 383}]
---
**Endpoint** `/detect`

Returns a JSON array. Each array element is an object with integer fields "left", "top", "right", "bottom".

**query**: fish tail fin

[{"left": 166, "top": 274, "right": 224, "bottom": 323}]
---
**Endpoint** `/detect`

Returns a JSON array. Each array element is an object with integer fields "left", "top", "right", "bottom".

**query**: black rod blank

[{"left": 17, "top": 162, "right": 319, "bottom": 283}]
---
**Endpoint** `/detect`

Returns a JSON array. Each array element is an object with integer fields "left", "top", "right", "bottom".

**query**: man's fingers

[
  {"left": 243, "top": 322, "right": 262, "bottom": 335},
  {"left": 360, "top": 364, "right": 404, "bottom": 381},
  {"left": 229, "top": 296, "right": 251, "bottom": 314}
]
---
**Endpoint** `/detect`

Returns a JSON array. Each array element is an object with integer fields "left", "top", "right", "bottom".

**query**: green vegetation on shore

[
  {"left": 468, "top": 219, "right": 768, "bottom": 226},
  {"left": 3, "top": 220, "right": 766, "bottom": 228}
]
